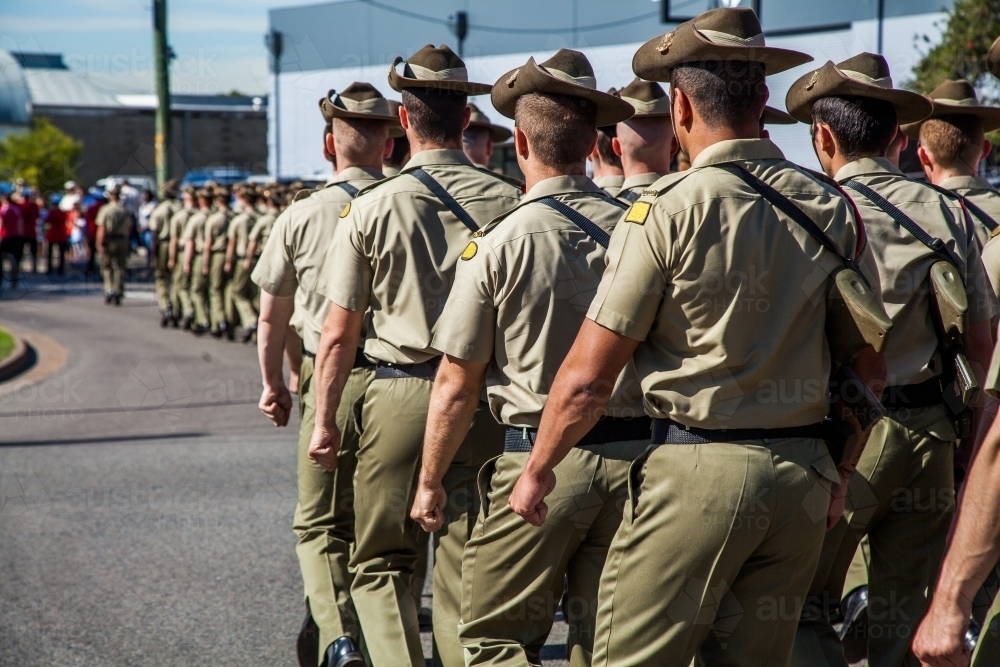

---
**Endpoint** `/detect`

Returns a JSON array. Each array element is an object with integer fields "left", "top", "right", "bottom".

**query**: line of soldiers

[
  {"left": 249, "top": 7, "right": 1000, "bottom": 666},
  {"left": 144, "top": 180, "right": 290, "bottom": 340}
]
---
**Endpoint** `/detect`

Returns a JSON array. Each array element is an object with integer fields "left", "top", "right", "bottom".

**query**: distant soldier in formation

[
  {"left": 225, "top": 185, "right": 260, "bottom": 342},
  {"left": 461, "top": 103, "right": 511, "bottom": 169},
  {"left": 204, "top": 186, "right": 235, "bottom": 339},
  {"left": 182, "top": 188, "right": 212, "bottom": 335},
  {"left": 589, "top": 90, "right": 625, "bottom": 197},
  {"left": 95, "top": 185, "right": 132, "bottom": 305},
  {"left": 148, "top": 179, "right": 181, "bottom": 326},
  {"left": 611, "top": 78, "right": 674, "bottom": 203},
  {"left": 169, "top": 186, "right": 196, "bottom": 329}
]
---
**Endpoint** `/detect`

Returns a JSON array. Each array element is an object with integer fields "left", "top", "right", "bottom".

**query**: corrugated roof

[
  {"left": 0, "top": 50, "right": 32, "bottom": 125},
  {"left": 22, "top": 66, "right": 121, "bottom": 108}
]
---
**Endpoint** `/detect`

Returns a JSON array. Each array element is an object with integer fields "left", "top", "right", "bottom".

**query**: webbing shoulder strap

[
  {"left": 953, "top": 192, "right": 999, "bottom": 233},
  {"left": 619, "top": 189, "right": 640, "bottom": 203},
  {"left": 715, "top": 163, "right": 862, "bottom": 276},
  {"left": 537, "top": 197, "right": 612, "bottom": 249},
  {"left": 843, "top": 180, "right": 963, "bottom": 271},
  {"left": 334, "top": 181, "right": 360, "bottom": 198},
  {"left": 408, "top": 167, "right": 479, "bottom": 233}
]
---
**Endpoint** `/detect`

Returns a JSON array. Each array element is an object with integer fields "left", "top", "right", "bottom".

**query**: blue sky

[{"left": 0, "top": 0, "right": 311, "bottom": 95}]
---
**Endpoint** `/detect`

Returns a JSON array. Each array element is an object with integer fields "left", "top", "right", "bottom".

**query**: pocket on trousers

[
  {"left": 477, "top": 454, "right": 502, "bottom": 521},
  {"left": 626, "top": 445, "right": 655, "bottom": 521}
]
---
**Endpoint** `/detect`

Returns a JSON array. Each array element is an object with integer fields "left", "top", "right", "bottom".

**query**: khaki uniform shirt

[
  {"left": 836, "top": 159, "right": 996, "bottom": 386},
  {"left": 205, "top": 209, "right": 233, "bottom": 253},
  {"left": 593, "top": 174, "right": 625, "bottom": 198},
  {"left": 252, "top": 166, "right": 383, "bottom": 354},
  {"left": 148, "top": 200, "right": 179, "bottom": 242},
  {"left": 588, "top": 139, "right": 871, "bottom": 429},
  {"left": 249, "top": 212, "right": 276, "bottom": 254},
  {"left": 227, "top": 210, "right": 258, "bottom": 259},
  {"left": 940, "top": 175, "right": 1000, "bottom": 248},
  {"left": 95, "top": 202, "right": 132, "bottom": 238},
  {"left": 181, "top": 209, "right": 209, "bottom": 247},
  {"left": 169, "top": 206, "right": 193, "bottom": 243},
  {"left": 382, "top": 165, "right": 401, "bottom": 177},
  {"left": 433, "top": 175, "right": 642, "bottom": 428},
  {"left": 617, "top": 172, "right": 665, "bottom": 202},
  {"left": 317, "top": 149, "right": 522, "bottom": 364}
]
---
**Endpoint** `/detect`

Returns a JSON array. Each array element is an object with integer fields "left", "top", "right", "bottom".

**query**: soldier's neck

[
  {"left": 522, "top": 160, "right": 583, "bottom": 192},
  {"left": 930, "top": 164, "right": 978, "bottom": 185},
  {"left": 408, "top": 136, "right": 463, "bottom": 156},
  {"left": 679, "top": 123, "right": 758, "bottom": 165},
  {"left": 336, "top": 158, "right": 383, "bottom": 175},
  {"left": 622, "top": 153, "right": 671, "bottom": 178}
]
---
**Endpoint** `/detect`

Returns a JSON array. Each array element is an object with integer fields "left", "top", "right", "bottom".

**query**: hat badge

[
  {"left": 805, "top": 71, "right": 819, "bottom": 91},
  {"left": 657, "top": 32, "right": 674, "bottom": 55}
]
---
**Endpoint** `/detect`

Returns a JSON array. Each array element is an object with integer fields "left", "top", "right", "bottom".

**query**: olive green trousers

[
  {"left": 349, "top": 376, "right": 504, "bottom": 667},
  {"left": 792, "top": 405, "right": 956, "bottom": 667},
  {"left": 99, "top": 238, "right": 128, "bottom": 296},
  {"left": 592, "top": 438, "right": 835, "bottom": 667},
  {"left": 208, "top": 251, "right": 229, "bottom": 331},
  {"left": 173, "top": 262, "right": 192, "bottom": 320},
  {"left": 189, "top": 255, "right": 209, "bottom": 327},
  {"left": 460, "top": 440, "right": 648, "bottom": 667},
  {"left": 294, "top": 357, "right": 372, "bottom": 662},
  {"left": 229, "top": 259, "right": 257, "bottom": 329},
  {"left": 153, "top": 241, "right": 171, "bottom": 313}
]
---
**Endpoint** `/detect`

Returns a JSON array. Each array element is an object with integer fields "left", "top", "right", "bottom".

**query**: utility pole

[
  {"left": 876, "top": 0, "right": 885, "bottom": 54},
  {"left": 266, "top": 30, "right": 283, "bottom": 178},
  {"left": 452, "top": 12, "right": 468, "bottom": 58},
  {"left": 153, "top": 0, "right": 172, "bottom": 189}
]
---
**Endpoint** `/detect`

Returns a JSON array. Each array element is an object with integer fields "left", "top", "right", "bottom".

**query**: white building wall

[{"left": 270, "top": 12, "right": 946, "bottom": 177}]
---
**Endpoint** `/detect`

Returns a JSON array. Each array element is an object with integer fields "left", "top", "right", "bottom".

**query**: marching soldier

[
  {"left": 204, "top": 187, "right": 234, "bottom": 339},
  {"left": 225, "top": 185, "right": 259, "bottom": 342},
  {"left": 462, "top": 103, "right": 512, "bottom": 168},
  {"left": 308, "top": 45, "right": 521, "bottom": 666},
  {"left": 252, "top": 81, "right": 399, "bottom": 667},
  {"left": 95, "top": 185, "right": 132, "bottom": 305},
  {"left": 901, "top": 79, "right": 1000, "bottom": 302},
  {"left": 507, "top": 9, "right": 886, "bottom": 666},
  {"left": 169, "top": 185, "right": 196, "bottom": 329},
  {"left": 182, "top": 187, "right": 212, "bottom": 335},
  {"left": 611, "top": 78, "right": 674, "bottom": 202},
  {"left": 785, "top": 53, "right": 997, "bottom": 666},
  {"left": 409, "top": 49, "right": 641, "bottom": 665},
  {"left": 148, "top": 179, "right": 181, "bottom": 325},
  {"left": 247, "top": 190, "right": 279, "bottom": 265}
]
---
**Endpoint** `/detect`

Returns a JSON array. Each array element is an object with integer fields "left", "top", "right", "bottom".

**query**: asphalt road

[{"left": 0, "top": 270, "right": 569, "bottom": 667}]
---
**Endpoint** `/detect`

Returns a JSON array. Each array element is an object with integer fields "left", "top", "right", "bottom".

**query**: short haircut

[
  {"left": 401, "top": 88, "right": 468, "bottom": 144},
  {"left": 595, "top": 127, "right": 621, "bottom": 168},
  {"left": 463, "top": 125, "right": 491, "bottom": 146},
  {"left": 386, "top": 134, "right": 410, "bottom": 168},
  {"left": 810, "top": 96, "right": 897, "bottom": 161},
  {"left": 919, "top": 114, "right": 985, "bottom": 170},
  {"left": 671, "top": 60, "right": 766, "bottom": 130},
  {"left": 515, "top": 92, "right": 598, "bottom": 170},
  {"left": 332, "top": 117, "right": 390, "bottom": 163}
]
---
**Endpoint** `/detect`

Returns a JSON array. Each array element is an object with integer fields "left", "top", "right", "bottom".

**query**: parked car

[
  {"left": 181, "top": 168, "right": 252, "bottom": 188},
  {"left": 96, "top": 175, "right": 157, "bottom": 193}
]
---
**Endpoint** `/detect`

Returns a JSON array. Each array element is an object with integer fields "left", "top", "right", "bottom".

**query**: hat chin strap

[
  {"left": 840, "top": 69, "right": 892, "bottom": 89},
  {"left": 697, "top": 29, "right": 766, "bottom": 48}
]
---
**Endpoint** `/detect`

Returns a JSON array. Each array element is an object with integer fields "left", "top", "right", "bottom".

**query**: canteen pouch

[
  {"left": 929, "top": 261, "right": 979, "bottom": 421},
  {"left": 826, "top": 267, "right": 893, "bottom": 367}
]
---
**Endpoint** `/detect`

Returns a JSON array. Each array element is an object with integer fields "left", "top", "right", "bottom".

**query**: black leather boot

[{"left": 324, "top": 637, "right": 364, "bottom": 667}]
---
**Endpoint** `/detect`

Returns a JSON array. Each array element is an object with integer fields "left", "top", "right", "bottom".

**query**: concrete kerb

[{"left": 0, "top": 327, "right": 31, "bottom": 382}]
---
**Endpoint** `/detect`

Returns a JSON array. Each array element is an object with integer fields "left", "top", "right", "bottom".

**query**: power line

[{"left": 358, "top": 0, "right": 659, "bottom": 35}]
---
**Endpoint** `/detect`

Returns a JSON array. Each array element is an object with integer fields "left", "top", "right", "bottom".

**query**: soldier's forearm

[
  {"left": 526, "top": 319, "right": 640, "bottom": 481},
  {"left": 257, "top": 292, "right": 294, "bottom": 389},
  {"left": 420, "top": 355, "right": 487, "bottom": 487},
  {"left": 284, "top": 328, "right": 302, "bottom": 377},
  {"left": 313, "top": 303, "right": 364, "bottom": 433}
]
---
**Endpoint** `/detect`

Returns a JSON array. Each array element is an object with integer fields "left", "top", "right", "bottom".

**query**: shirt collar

[
  {"left": 522, "top": 175, "right": 603, "bottom": 204},
  {"left": 403, "top": 148, "right": 473, "bottom": 170},
  {"left": 593, "top": 174, "right": 624, "bottom": 188},
  {"left": 621, "top": 172, "right": 664, "bottom": 191},
  {"left": 330, "top": 166, "right": 383, "bottom": 184},
  {"left": 939, "top": 175, "right": 994, "bottom": 191},
  {"left": 834, "top": 157, "right": 903, "bottom": 183},
  {"left": 691, "top": 138, "right": 784, "bottom": 169}
]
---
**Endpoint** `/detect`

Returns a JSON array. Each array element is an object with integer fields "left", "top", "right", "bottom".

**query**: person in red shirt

[
  {"left": 0, "top": 190, "right": 25, "bottom": 288},
  {"left": 43, "top": 195, "right": 69, "bottom": 275},
  {"left": 14, "top": 189, "right": 39, "bottom": 273}
]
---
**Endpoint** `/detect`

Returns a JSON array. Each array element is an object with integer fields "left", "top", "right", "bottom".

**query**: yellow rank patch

[
  {"left": 461, "top": 240, "right": 478, "bottom": 260},
  {"left": 992, "top": 224, "right": 1000, "bottom": 239},
  {"left": 339, "top": 202, "right": 351, "bottom": 218},
  {"left": 624, "top": 201, "right": 651, "bottom": 225}
]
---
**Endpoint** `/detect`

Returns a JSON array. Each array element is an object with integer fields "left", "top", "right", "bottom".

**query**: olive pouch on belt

[
  {"left": 929, "top": 260, "right": 980, "bottom": 410},
  {"left": 826, "top": 267, "right": 893, "bottom": 368}
]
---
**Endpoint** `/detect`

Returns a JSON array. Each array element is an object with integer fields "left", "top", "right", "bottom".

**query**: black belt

[
  {"left": 504, "top": 416, "right": 652, "bottom": 453},
  {"left": 301, "top": 346, "right": 375, "bottom": 370},
  {"left": 880, "top": 376, "right": 943, "bottom": 410},
  {"left": 651, "top": 418, "right": 827, "bottom": 445},
  {"left": 373, "top": 357, "right": 441, "bottom": 380}
]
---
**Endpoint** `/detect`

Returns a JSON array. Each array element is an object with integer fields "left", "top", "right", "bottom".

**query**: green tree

[
  {"left": 0, "top": 117, "right": 82, "bottom": 191},
  {"left": 908, "top": 0, "right": 1000, "bottom": 96}
]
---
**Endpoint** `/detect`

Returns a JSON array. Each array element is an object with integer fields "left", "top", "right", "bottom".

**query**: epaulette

[
  {"left": 355, "top": 171, "right": 405, "bottom": 197},
  {"left": 475, "top": 166, "right": 525, "bottom": 192},
  {"left": 292, "top": 188, "right": 314, "bottom": 202},
  {"left": 617, "top": 169, "right": 693, "bottom": 226}
]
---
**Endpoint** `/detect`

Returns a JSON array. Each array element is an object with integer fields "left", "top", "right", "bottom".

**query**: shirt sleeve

[
  {"left": 95, "top": 208, "right": 107, "bottom": 228},
  {"left": 964, "top": 214, "right": 1000, "bottom": 324},
  {"left": 251, "top": 210, "right": 298, "bottom": 297},
  {"left": 431, "top": 240, "right": 498, "bottom": 363},
  {"left": 315, "top": 206, "right": 373, "bottom": 313},
  {"left": 586, "top": 203, "right": 669, "bottom": 341}
]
